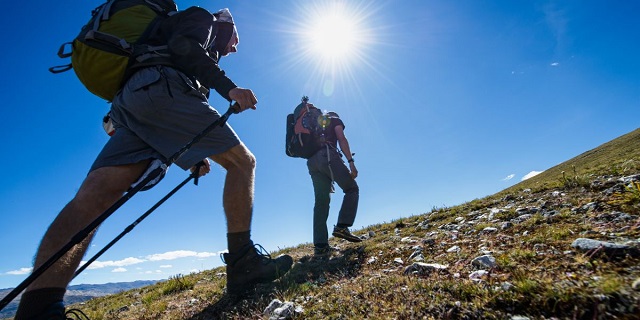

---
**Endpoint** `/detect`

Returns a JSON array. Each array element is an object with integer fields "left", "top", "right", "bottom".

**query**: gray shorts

[{"left": 90, "top": 66, "right": 240, "bottom": 172}]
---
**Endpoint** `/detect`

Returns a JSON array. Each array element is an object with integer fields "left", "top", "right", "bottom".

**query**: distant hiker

[
  {"left": 15, "top": 2, "right": 292, "bottom": 319},
  {"left": 286, "top": 97, "right": 362, "bottom": 256}
]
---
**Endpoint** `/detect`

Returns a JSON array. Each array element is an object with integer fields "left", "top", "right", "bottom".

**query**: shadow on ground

[{"left": 187, "top": 245, "right": 367, "bottom": 319}]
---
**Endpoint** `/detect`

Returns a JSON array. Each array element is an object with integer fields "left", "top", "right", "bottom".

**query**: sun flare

[
  {"left": 307, "top": 11, "right": 358, "bottom": 59},
  {"left": 273, "top": 1, "right": 382, "bottom": 98},
  {"left": 293, "top": 2, "right": 376, "bottom": 73}
]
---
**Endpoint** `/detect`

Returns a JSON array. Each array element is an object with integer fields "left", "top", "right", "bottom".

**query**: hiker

[
  {"left": 15, "top": 4, "right": 292, "bottom": 319},
  {"left": 291, "top": 99, "right": 362, "bottom": 256}
]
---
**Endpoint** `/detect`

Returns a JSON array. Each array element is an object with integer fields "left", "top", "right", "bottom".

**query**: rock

[
  {"left": 447, "top": 245, "right": 461, "bottom": 253},
  {"left": 471, "top": 255, "right": 497, "bottom": 269},
  {"left": 551, "top": 190, "right": 563, "bottom": 197},
  {"left": 404, "top": 262, "right": 448, "bottom": 276},
  {"left": 501, "top": 222, "right": 513, "bottom": 230},
  {"left": 264, "top": 299, "right": 283, "bottom": 315},
  {"left": 501, "top": 282, "right": 514, "bottom": 291},
  {"left": 633, "top": 278, "right": 640, "bottom": 291},
  {"left": 469, "top": 270, "right": 489, "bottom": 281},
  {"left": 570, "top": 238, "right": 640, "bottom": 258},
  {"left": 409, "top": 250, "right": 424, "bottom": 262},
  {"left": 481, "top": 227, "right": 498, "bottom": 233},
  {"left": 423, "top": 238, "right": 436, "bottom": 246},
  {"left": 511, "top": 214, "right": 532, "bottom": 224},
  {"left": 401, "top": 236, "right": 416, "bottom": 243},
  {"left": 264, "top": 299, "right": 302, "bottom": 320}
]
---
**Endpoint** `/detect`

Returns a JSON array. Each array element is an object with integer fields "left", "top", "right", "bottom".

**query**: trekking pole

[
  {"left": 0, "top": 105, "right": 237, "bottom": 311},
  {"left": 72, "top": 161, "right": 205, "bottom": 279}
]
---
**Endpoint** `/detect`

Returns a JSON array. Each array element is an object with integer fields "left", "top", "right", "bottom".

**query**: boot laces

[
  {"left": 65, "top": 308, "right": 91, "bottom": 320},
  {"left": 220, "top": 243, "right": 273, "bottom": 265},
  {"left": 252, "top": 243, "right": 273, "bottom": 265}
]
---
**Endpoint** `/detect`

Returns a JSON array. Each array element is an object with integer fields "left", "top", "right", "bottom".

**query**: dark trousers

[{"left": 307, "top": 147, "right": 359, "bottom": 246}]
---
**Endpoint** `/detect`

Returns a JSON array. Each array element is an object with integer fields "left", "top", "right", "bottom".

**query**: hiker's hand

[
  {"left": 228, "top": 87, "right": 257, "bottom": 113},
  {"left": 349, "top": 162, "right": 358, "bottom": 179},
  {"left": 190, "top": 159, "right": 211, "bottom": 177}
]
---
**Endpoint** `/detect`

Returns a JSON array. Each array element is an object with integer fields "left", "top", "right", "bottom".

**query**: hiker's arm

[
  {"left": 166, "top": 7, "right": 237, "bottom": 101},
  {"left": 335, "top": 125, "right": 358, "bottom": 179}
]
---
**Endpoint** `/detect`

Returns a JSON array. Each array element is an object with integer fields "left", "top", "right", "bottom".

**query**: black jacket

[{"left": 146, "top": 6, "right": 237, "bottom": 101}]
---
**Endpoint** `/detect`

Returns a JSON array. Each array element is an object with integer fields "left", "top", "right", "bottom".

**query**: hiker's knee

[
  {"left": 211, "top": 144, "right": 256, "bottom": 173},
  {"left": 344, "top": 182, "right": 359, "bottom": 195}
]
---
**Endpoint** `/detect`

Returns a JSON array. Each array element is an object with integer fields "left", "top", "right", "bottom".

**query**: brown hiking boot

[
  {"left": 332, "top": 226, "right": 362, "bottom": 242},
  {"left": 222, "top": 243, "right": 293, "bottom": 296}
]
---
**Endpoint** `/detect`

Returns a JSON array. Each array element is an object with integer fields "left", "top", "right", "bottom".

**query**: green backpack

[{"left": 50, "top": 0, "right": 177, "bottom": 102}]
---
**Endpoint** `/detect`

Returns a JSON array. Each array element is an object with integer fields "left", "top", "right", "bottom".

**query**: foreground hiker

[
  {"left": 286, "top": 97, "right": 362, "bottom": 256},
  {"left": 15, "top": 3, "right": 292, "bottom": 319}
]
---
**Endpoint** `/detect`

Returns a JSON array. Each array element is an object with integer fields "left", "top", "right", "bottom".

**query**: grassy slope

[
  {"left": 11, "top": 128, "right": 640, "bottom": 320},
  {"left": 498, "top": 128, "right": 640, "bottom": 195}
]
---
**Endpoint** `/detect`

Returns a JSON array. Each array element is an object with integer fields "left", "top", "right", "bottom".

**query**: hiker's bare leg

[
  {"left": 210, "top": 143, "right": 255, "bottom": 232},
  {"left": 27, "top": 161, "right": 150, "bottom": 291}
]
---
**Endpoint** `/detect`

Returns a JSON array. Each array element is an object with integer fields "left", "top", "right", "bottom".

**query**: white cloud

[
  {"left": 502, "top": 174, "right": 515, "bottom": 181},
  {"left": 550, "top": 62, "right": 559, "bottom": 66},
  {"left": 522, "top": 171, "right": 543, "bottom": 181},
  {"left": 112, "top": 267, "right": 127, "bottom": 273},
  {"left": 82, "top": 257, "right": 146, "bottom": 270},
  {"left": 6, "top": 267, "right": 32, "bottom": 275},
  {"left": 74, "top": 249, "right": 222, "bottom": 272},
  {"left": 142, "top": 270, "right": 164, "bottom": 274},
  {"left": 146, "top": 250, "right": 218, "bottom": 261}
]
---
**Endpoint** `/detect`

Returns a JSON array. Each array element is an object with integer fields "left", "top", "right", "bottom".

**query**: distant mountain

[{"left": 0, "top": 280, "right": 159, "bottom": 319}]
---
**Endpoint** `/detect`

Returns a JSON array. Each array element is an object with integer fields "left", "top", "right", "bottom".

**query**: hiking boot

[
  {"left": 222, "top": 243, "right": 293, "bottom": 296},
  {"left": 314, "top": 245, "right": 339, "bottom": 256},
  {"left": 17, "top": 302, "right": 90, "bottom": 320},
  {"left": 332, "top": 226, "right": 362, "bottom": 242}
]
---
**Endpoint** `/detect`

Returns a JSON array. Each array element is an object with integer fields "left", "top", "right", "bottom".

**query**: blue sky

[{"left": 1, "top": 0, "right": 639, "bottom": 289}]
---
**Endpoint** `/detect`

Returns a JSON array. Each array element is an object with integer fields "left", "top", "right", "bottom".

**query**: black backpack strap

[
  {"left": 49, "top": 64, "right": 73, "bottom": 73},
  {"left": 56, "top": 42, "right": 73, "bottom": 58},
  {"left": 49, "top": 42, "right": 74, "bottom": 74}
]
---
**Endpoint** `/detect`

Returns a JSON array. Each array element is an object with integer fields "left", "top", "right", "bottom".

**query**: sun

[
  {"left": 292, "top": 1, "right": 376, "bottom": 73},
  {"left": 273, "top": 1, "right": 382, "bottom": 98},
  {"left": 307, "top": 10, "right": 359, "bottom": 59}
]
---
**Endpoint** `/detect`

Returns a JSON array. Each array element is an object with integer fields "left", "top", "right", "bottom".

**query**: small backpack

[
  {"left": 49, "top": 0, "right": 178, "bottom": 102},
  {"left": 285, "top": 96, "right": 330, "bottom": 159}
]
